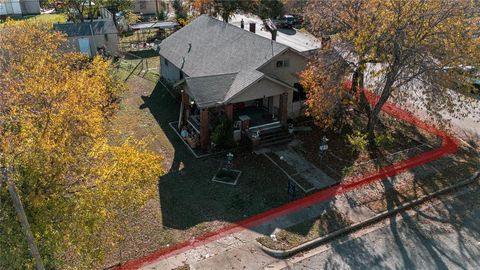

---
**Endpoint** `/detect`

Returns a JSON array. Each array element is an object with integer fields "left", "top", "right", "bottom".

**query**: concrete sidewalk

[
  {"left": 140, "top": 155, "right": 476, "bottom": 270},
  {"left": 141, "top": 177, "right": 398, "bottom": 269}
]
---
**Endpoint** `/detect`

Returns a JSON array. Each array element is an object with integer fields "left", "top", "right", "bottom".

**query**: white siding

[
  {"left": 0, "top": 0, "right": 22, "bottom": 16},
  {"left": 160, "top": 56, "right": 182, "bottom": 82}
]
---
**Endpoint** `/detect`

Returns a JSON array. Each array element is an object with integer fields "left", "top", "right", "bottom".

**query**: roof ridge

[
  {"left": 185, "top": 72, "right": 239, "bottom": 80},
  {"left": 201, "top": 15, "right": 287, "bottom": 49}
]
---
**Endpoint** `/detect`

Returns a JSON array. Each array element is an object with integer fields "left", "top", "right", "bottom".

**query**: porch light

[{"left": 190, "top": 100, "right": 195, "bottom": 105}]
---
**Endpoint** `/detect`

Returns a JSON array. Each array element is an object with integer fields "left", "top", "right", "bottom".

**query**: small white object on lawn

[{"left": 270, "top": 234, "right": 277, "bottom": 242}]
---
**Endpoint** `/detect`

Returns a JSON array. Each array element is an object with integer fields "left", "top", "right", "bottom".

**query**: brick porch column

[
  {"left": 181, "top": 91, "right": 190, "bottom": 125},
  {"left": 278, "top": 92, "right": 288, "bottom": 124},
  {"left": 224, "top": 104, "right": 233, "bottom": 120},
  {"left": 200, "top": 109, "right": 209, "bottom": 149}
]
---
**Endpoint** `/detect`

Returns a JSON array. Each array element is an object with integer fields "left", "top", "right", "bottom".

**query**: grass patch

[
  {"left": 28, "top": 13, "right": 67, "bottom": 24},
  {"left": 106, "top": 73, "right": 307, "bottom": 265},
  {"left": 1, "top": 13, "right": 67, "bottom": 25},
  {"left": 257, "top": 208, "right": 352, "bottom": 250}
]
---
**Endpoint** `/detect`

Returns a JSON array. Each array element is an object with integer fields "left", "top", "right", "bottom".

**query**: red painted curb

[{"left": 116, "top": 88, "right": 458, "bottom": 270}]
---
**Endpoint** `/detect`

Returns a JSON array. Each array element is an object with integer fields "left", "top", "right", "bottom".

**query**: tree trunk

[
  {"left": 89, "top": 1, "right": 93, "bottom": 23},
  {"left": 6, "top": 179, "right": 45, "bottom": 270},
  {"left": 351, "top": 69, "right": 359, "bottom": 95},
  {"left": 76, "top": 5, "right": 85, "bottom": 22},
  {"left": 366, "top": 74, "right": 395, "bottom": 145},
  {"left": 366, "top": 30, "right": 402, "bottom": 146},
  {"left": 358, "top": 67, "right": 372, "bottom": 115}
]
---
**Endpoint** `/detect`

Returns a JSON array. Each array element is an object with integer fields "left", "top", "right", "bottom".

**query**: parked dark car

[{"left": 272, "top": 15, "right": 294, "bottom": 29}]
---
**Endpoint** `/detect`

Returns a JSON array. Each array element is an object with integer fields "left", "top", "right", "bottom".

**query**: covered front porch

[{"left": 180, "top": 91, "right": 289, "bottom": 149}]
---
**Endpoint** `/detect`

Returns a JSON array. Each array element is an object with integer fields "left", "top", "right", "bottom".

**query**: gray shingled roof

[
  {"left": 53, "top": 20, "right": 118, "bottom": 37},
  {"left": 162, "top": 15, "right": 301, "bottom": 108},
  {"left": 158, "top": 15, "right": 288, "bottom": 77},
  {"left": 185, "top": 70, "right": 265, "bottom": 108},
  {"left": 185, "top": 73, "right": 237, "bottom": 108}
]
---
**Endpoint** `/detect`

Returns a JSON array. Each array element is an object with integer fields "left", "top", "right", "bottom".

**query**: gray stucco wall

[
  {"left": 258, "top": 49, "right": 308, "bottom": 117},
  {"left": 259, "top": 49, "right": 308, "bottom": 86},
  {"left": 229, "top": 77, "right": 289, "bottom": 104},
  {"left": 160, "top": 56, "right": 183, "bottom": 82}
]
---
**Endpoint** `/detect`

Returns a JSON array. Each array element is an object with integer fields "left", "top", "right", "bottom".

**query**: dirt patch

[
  {"left": 257, "top": 207, "right": 352, "bottom": 250},
  {"left": 345, "top": 148, "right": 479, "bottom": 213},
  {"left": 294, "top": 112, "right": 439, "bottom": 183}
]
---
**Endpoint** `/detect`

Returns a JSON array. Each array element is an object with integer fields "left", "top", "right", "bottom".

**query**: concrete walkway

[{"left": 272, "top": 146, "right": 337, "bottom": 190}]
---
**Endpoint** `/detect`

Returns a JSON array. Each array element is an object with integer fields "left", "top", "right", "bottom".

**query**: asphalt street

[{"left": 279, "top": 185, "right": 480, "bottom": 270}]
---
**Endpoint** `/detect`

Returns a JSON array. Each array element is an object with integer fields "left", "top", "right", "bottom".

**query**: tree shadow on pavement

[{"left": 319, "top": 137, "right": 479, "bottom": 269}]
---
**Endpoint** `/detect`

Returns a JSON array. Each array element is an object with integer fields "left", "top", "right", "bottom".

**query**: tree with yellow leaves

[
  {"left": 0, "top": 20, "right": 163, "bottom": 269},
  {"left": 303, "top": 0, "right": 480, "bottom": 145}
]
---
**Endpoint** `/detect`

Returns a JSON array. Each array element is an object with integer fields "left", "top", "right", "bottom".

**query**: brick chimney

[{"left": 249, "top": 22, "right": 256, "bottom": 33}]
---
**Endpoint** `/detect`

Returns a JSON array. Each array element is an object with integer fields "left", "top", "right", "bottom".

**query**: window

[
  {"left": 140, "top": 1, "right": 147, "bottom": 9},
  {"left": 293, "top": 83, "right": 307, "bottom": 102},
  {"left": 179, "top": 70, "right": 184, "bottom": 79},
  {"left": 104, "top": 34, "right": 108, "bottom": 41},
  {"left": 164, "top": 59, "right": 169, "bottom": 67},
  {"left": 276, "top": 59, "right": 290, "bottom": 68}
]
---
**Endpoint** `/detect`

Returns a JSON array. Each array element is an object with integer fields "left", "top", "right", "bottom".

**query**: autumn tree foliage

[
  {"left": 188, "top": 0, "right": 256, "bottom": 22},
  {"left": 300, "top": 51, "right": 351, "bottom": 130},
  {"left": 302, "top": 0, "right": 480, "bottom": 144},
  {"left": 0, "top": 20, "right": 163, "bottom": 269}
]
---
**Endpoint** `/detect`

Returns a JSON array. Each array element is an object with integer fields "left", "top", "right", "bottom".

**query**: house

[
  {"left": 0, "top": 0, "right": 40, "bottom": 18},
  {"left": 132, "top": 0, "right": 162, "bottom": 16},
  {"left": 158, "top": 15, "right": 311, "bottom": 149},
  {"left": 53, "top": 20, "right": 119, "bottom": 57}
]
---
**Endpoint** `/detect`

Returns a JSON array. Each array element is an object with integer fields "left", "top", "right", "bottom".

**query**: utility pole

[
  {"left": 2, "top": 168, "right": 45, "bottom": 270},
  {"left": 155, "top": 0, "right": 160, "bottom": 18}
]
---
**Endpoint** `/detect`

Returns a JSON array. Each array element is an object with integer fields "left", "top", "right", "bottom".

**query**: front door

[{"left": 262, "top": 96, "right": 274, "bottom": 113}]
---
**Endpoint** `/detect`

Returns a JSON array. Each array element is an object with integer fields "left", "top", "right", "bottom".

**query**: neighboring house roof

[
  {"left": 159, "top": 15, "right": 288, "bottom": 77},
  {"left": 130, "top": 21, "right": 179, "bottom": 30},
  {"left": 53, "top": 20, "right": 118, "bottom": 37}
]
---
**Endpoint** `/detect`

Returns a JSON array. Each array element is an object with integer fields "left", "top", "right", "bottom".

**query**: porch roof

[
  {"left": 185, "top": 70, "right": 264, "bottom": 108},
  {"left": 185, "top": 70, "right": 295, "bottom": 108}
]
